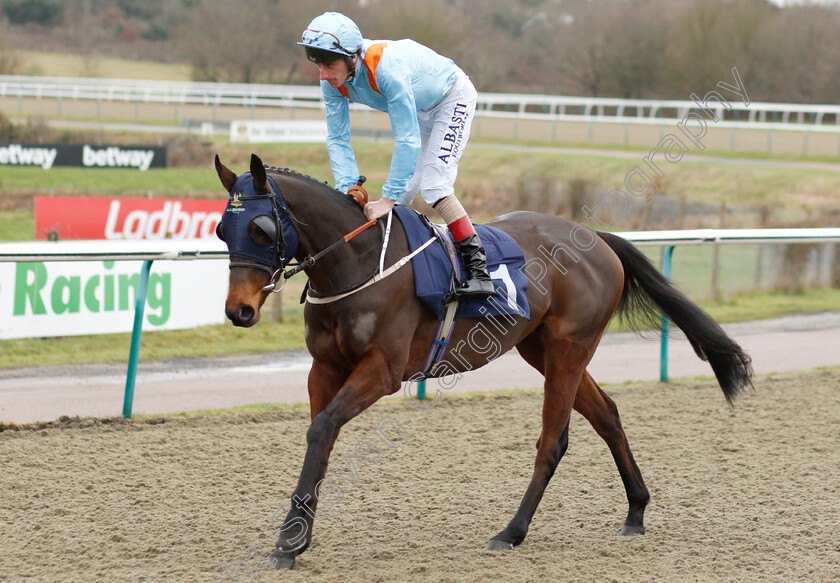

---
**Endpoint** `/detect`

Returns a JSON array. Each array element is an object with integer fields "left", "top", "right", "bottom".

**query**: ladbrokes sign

[
  {"left": 1, "top": 195, "right": 230, "bottom": 339},
  {"left": 35, "top": 197, "right": 225, "bottom": 240},
  {"left": 0, "top": 143, "right": 166, "bottom": 170}
]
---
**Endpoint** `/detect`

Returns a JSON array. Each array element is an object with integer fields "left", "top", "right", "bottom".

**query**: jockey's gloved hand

[{"left": 364, "top": 197, "right": 395, "bottom": 221}]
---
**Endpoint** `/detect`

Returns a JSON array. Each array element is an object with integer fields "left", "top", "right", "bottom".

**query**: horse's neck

[
  {"left": 273, "top": 172, "right": 379, "bottom": 292},
  {"left": 275, "top": 172, "right": 362, "bottom": 248}
]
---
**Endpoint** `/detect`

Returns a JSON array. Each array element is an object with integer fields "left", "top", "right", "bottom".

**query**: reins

[
  {"left": 261, "top": 174, "right": 379, "bottom": 294},
  {"left": 248, "top": 172, "right": 433, "bottom": 303},
  {"left": 264, "top": 216, "right": 378, "bottom": 294}
]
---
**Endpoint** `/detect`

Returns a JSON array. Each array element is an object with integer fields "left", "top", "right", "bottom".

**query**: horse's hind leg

[
  {"left": 485, "top": 335, "right": 587, "bottom": 551},
  {"left": 574, "top": 370, "right": 650, "bottom": 535}
]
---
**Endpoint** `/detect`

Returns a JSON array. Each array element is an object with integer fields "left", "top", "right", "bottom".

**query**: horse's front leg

[{"left": 270, "top": 346, "right": 399, "bottom": 570}]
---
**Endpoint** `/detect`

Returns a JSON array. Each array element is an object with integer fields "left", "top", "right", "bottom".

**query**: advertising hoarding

[
  {"left": 0, "top": 257, "right": 228, "bottom": 339},
  {"left": 0, "top": 143, "right": 166, "bottom": 170},
  {"left": 5, "top": 196, "right": 231, "bottom": 339},
  {"left": 34, "top": 197, "right": 225, "bottom": 241},
  {"left": 229, "top": 120, "right": 327, "bottom": 143}
]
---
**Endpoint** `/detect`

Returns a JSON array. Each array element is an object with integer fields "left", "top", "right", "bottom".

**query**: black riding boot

[{"left": 454, "top": 234, "right": 496, "bottom": 299}]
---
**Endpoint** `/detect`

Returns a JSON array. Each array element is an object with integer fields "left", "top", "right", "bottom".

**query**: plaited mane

[{"left": 264, "top": 165, "right": 363, "bottom": 212}]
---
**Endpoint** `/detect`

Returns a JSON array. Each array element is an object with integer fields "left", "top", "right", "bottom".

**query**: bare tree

[
  {"left": 603, "top": 0, "right": 670, "bottom": 98},
  {"left": 174, "top": 0, "right": 321, "bottom": 83},
  {"left": 7, "top": 0, "right": 840, "bottom": 104},
  {"left": 552, "top": 0, "right": 620, "bottom": 97},
  {"left": 750, "top": 3, "right": 840, "bottom": 103},
  {"left": 59, "top": 0, "right": 110, "bottom": 66},
  {"left": 0, "top": 22, "right": 23, "bottom": 74}
]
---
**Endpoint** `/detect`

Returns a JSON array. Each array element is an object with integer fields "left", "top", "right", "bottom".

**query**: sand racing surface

[{"left": 2, "top": 368, "right": 839, "bottom": 583}]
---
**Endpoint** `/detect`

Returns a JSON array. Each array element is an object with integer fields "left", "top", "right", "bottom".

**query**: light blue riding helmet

[{"left": 298, "top": 12, "right": 363, "bottom": 62}]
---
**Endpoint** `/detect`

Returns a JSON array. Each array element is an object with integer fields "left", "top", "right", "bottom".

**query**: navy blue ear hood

[{"left": 217, "top": 173, "right": 299, "bottom": 270}]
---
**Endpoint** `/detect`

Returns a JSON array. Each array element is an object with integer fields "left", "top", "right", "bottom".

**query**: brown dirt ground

[{"left": 1, "top": 368, "right": 839, "bottom": 583}]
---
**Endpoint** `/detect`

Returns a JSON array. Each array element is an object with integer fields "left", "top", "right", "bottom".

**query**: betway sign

[
  {"left": 0, "top": 143, "right": 166, "bottom": 170},
  {"left": 35, "top": 197, "right": 225, "bottom": 240},
  {"left": 82, "top": 145, "right": 157, "bottom": 171}
]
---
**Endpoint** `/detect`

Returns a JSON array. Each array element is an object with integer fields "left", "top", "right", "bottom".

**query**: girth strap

[{"left": 421, "top": 299, "right": 459, "bottom": 376}]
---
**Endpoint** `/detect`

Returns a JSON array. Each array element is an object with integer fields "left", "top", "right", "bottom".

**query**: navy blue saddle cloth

[{"left": 392, "top": 207, "right": 530, "bottom": 321}]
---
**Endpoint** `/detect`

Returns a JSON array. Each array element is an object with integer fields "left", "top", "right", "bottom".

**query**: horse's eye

[
  {"left": 249, "top": 215, "right": 277, "bottom": 247},
  {"left": 215, "top": 221, "right": 225, "bottom": 242}
]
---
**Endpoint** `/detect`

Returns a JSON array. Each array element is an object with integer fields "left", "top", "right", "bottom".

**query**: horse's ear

[
  {"left": 215, "top": 154, "right": 237, "bottom": 192},
  {"left": 250, "top": 153, "right": 269, "bottom": 194}
]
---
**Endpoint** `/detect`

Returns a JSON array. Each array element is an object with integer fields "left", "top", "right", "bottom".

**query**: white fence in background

[
  {"left": 614, "top": 227, "right": 840, "bottom": 246},
  {"left": 3, "top": 75, "right": 840, "bottom": 133}
]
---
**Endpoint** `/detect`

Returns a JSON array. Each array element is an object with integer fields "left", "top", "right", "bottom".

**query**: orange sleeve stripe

[
  {"left": 363, "top": 42, "right": 387, "bottom": 95},
  {"left": 338, "top": 43, "right": 387, "bottom": 98}
]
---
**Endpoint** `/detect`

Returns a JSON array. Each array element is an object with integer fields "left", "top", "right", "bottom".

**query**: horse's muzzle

[{"left": 226, "top": 303, "right": 258, "bottom": 327}]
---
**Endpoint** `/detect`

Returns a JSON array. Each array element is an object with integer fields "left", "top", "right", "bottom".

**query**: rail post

[
  {"left": 660, "top": 245, "right": 675, "bottom": 382},
  {"left": 122, "top": 259, "right": 154, "bottom": 418}
]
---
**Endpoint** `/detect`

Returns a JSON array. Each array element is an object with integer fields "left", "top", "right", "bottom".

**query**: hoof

[
  {"left": 484, "top": 539, "right": 514, "bottom": 552},
  {"left": 619, "top": 524, "right": 646, "bottom": 536},
  {"left": 269, "top": 551, "right": 296, "bottom": 570}
]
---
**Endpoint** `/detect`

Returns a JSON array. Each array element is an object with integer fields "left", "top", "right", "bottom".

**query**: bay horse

[{"left": 215, "top": 154, "right": 752, "bottom": 570}]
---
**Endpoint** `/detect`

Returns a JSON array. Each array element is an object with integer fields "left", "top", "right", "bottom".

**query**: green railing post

[
  {"left": 123, "top": 260, "right": 154, "bottom": 418},
  {"left": 417, "top": 378, "right": 426, "bottom": 400},
  {"left": 660, "top": 246, "right": 675, "bottom": 383}
]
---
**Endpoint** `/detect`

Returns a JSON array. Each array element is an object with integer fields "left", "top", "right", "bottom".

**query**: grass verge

[
  {"left": 0, "top": 314, "right": 306, "bottom": 369},
  {"left": 16, "top": 50, "right": 192, "bottom": 81},
  {"left": 2, "top": 141, "right": 840, "bottom": 214},
  {"left": 0, "top": 212, "right": 34, "bottom": 241}
]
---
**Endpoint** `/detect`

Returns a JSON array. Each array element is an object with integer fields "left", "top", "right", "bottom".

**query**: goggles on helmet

[{"left": 300, "top": 29, "right": 356, "bottom": 57}]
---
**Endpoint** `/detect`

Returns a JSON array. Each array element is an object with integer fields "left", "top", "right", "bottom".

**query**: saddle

[
  {"left": 392, "top": 207, "right": 530, "bottom": 377},
  {"left": 392, "top": 207, "right": 530, "bottom": 321}
]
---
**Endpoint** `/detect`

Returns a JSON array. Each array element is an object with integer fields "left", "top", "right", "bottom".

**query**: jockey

[{"left": 299, "top": 11, "right": 495, "bottom": 299}]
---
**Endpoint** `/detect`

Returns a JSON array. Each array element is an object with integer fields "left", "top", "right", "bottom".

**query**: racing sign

[
  {"left": 7, "top": 197, "right": 231, "bottom": 339},
  {"left": 0, "top": 256, "right": 227, "bottom": 339}
]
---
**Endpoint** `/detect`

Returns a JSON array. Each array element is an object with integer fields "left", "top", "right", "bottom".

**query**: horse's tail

[{"left": 597, "top": 231, "right": 753, "bottom": 403}]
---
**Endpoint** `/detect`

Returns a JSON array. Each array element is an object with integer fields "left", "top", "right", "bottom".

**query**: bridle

[
  {"left": 217, "top": 172, "right": 379, "bottom": 295},
  {"left": 216, "top": 175, "right": 297, "bottom": 293}
]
